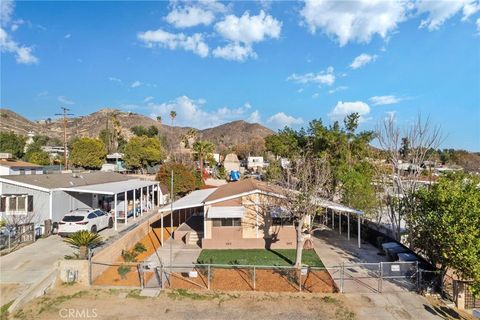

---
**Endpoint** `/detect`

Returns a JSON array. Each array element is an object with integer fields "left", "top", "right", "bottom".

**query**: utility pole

[{"left": 55, "top": 107, "right": 74, "bottom": 170}]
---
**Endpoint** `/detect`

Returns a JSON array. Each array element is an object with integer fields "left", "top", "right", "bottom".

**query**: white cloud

[
  {"left": 1, "top": 0, "right": 14, "bottom": 26},
  {"left": 312, "top": 93, "right": 319, "bottom": 99},
  {"left": 267, "top": 112, "right": 304, "bottom": 129},
  {"left": 300, "top": 0, "right": 408, "bottom": 46},
  {"left": 148, "top": 96, "right": 254, "bottom": 129},
  {"left": 212, "top": 10, "right": 282, "bottom": 61},
  {"left": 212, "top": 43, "right": 256, "bottom": 61},
  {"left": 138, "top": 29, "right": 209, "bottom": 58},
  {"left": 287, "top": 66, "right": 335, "bottom": 86},
  {"left": 144, "top": 96, "right": 154, "bottom": 103},
  {"left": 215, "top": 10, "right": 282, "bottom": 44},
  {"left": 370, "top": 95, "right": 401, "bottom": 105},
  {"left": 417, "top": 0, "right": 479, "bottom": 30},
  {"left": 0, "top": 2, "right": 38, "bottom": 65},
  {"left": 131, "top": 80, "right": 141, "bottom": 88},
  {"left": 166, "top": 6, "right": 215, "bottom": 28},
  {"left": 248, "top": 110, "right": 261, "bottom": 123},
  {"left": 64, "top": 33, "right": 71, "bottom": 39},
  {"left": 328, "top": 86, "right": 348, "bottom": 94},
  {"left": 328, "top": 101, "right": 371, "bottom": 122},
  {"left": 57, "top": 96, "right": 74, "bottom": 105},
  {"left": 108, "top": 76, "right": 122, "bottom": 83},
  {"left": 350, "top": 53, "right": 378, "bottom": 69}
]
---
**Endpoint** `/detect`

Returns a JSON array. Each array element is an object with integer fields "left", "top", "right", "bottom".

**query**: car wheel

[
  {"left": 91, "top": 225, "right": 97, "bottom": 233},
  {"left": 108, "top": 218, "right": 113, "bottom": 228}
]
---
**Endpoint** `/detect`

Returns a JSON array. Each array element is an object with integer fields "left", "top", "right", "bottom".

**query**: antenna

[{"left": 55, "top": 107, "right": 74, "bottom": 170}]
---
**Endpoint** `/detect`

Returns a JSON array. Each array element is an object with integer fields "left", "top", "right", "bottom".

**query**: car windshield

[{"left": 62, "top": 215, "right": 84, "bottom": 222}]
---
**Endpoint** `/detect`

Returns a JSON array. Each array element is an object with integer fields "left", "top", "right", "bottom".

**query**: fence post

[
  {"left": 299, "top": 268, "right": 302, "bottom": 292},
  {"left": 253, "top": 266, "right": 256, "bottom": 291},
  {"left": 340, "top": 264, "right": 344, "bottom": 293},
  {"left": 160, "top": 263, "right": 163, "bottom": 289},
  {"left": 207, "top": 265, "right": 211, "bottom": 290},
  {"left": 416, "top": 261, "right": 420, "bottom": 290},
  {"left": 379, "top": 262, "right": 383, "bottom": 293},
  {"left": 8, "top": 233, "right": 10, "bottom": 250}
]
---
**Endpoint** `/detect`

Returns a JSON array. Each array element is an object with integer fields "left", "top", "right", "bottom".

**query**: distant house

[
  {"left": 247, "top": 156, "right": 264, "bottom": 171},
  {"left": 0, "top": 154, "right": 44, "bottom": 176}
]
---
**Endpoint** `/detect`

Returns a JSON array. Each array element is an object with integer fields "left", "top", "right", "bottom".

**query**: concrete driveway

[
  {"left": 0, "top": 235, "right": 72, "bottom": 304},
  {"left": 312, "top": 226, "right": 442, "bottom": 320}
]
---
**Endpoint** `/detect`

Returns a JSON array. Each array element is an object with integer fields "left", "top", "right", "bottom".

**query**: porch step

[{"left": 188, "top": 232, "right": 203, "bottom": 246}]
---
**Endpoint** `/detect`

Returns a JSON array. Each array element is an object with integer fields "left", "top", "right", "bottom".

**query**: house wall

[
  {"left": 0, "top": 182, "right": 50, "bottom": 225},
  {"left": 202, "top": 192, "right": 296, "bottom": 249},
  {"left": 51, "top": 191, "right": 93, "bottom": 222}
]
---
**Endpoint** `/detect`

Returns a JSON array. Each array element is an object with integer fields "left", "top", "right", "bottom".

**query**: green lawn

[{"left": 197, "top": 249, "right": 324, "bottom": 267}]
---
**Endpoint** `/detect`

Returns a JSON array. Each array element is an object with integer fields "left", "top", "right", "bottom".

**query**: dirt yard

[
  {"left": 168, "top": 268, "right": 337, "bottom": 293},
  {"left": 92, "top": 226, "right": 175, "bottom": 287},
  {"left": 5, "top": 283, "right": 355, "bottom": 320}
]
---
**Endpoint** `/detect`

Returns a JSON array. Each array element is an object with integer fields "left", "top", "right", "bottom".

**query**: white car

[{"left": 58, "top": 208, "right": 113, "bottom": 236}]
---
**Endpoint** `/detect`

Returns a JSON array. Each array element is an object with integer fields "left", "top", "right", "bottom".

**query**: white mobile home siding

[{"left": 0, "top": 182, "right": 51, "bottom": 225}]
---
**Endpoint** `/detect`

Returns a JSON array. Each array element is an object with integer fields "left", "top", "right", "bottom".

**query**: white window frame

[{"left": 2, "top": 195, "right": 29, "bottom": 215}]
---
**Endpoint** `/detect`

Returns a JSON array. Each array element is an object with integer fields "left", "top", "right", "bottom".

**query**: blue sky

[{"left": 1, "top": 0, "right": 479, "bottom": 151}]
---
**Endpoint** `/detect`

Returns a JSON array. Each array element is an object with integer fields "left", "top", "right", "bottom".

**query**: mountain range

[{"left": 0, "top": 108, "right": 274, "bottom": 151}]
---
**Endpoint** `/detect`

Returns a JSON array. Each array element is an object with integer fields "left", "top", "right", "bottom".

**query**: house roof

[
  {"left": 159, "top": 188, "right": 218, "bottom": 212},
  {"left": 57, "top": 179, "right": 160, "bottom": 195},
  {"left": 0, "top": 159, "right": 42, "bottom": 168},
  {"left": 204, "top": 178, "right": 285, "bottom": 203},
  {"left": 0, "top": 171, "right": 132, "bottom": 190}
]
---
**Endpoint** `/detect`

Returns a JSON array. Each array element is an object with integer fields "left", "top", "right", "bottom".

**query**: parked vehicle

[
  {"left": 386, "top": 245, "right": 410, "bottom": 261},
  {"left": 58, "top": 208, "right": 113, "bottom": 236}
]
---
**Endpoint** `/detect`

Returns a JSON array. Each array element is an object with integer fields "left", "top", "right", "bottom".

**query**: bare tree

[
  {"left": 376, "top": 114, "right": 442, "bottom": 241},
  {"left": 282, "top": 155, "right": 331, "bottom": 267}
]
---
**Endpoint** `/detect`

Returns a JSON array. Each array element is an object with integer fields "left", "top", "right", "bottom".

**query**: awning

[
  {"left": 56, "top": 179, "right": 159, "bottom": 195},
  {"left": 207, "top": 206, "right": 245, "bottom": 219},
  {"left": 312, "top": 197, "right": 364, "bottom": 215},
  {"left": 159, "top": 188, "right": 217, "bottom": 212}
]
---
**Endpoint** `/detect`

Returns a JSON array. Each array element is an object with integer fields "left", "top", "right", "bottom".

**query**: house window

[
  {"left": 272, "top": 217, "right": 293, "bottom": 226},
  {"left": 0, "top": 195, "right": 33, "bottom": 214},
  {"left": 19, "top": 169, "right": 25, "bottom": 175},
  {"left": 212, "top": 218, "right": 241, "bottom": 227}
]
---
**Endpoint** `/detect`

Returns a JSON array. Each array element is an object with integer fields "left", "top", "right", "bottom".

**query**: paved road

[{"left": 312, "top": 227, "right": 441, "bottom": 320}]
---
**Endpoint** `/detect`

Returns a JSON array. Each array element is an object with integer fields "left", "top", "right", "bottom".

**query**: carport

[
  {"left": 313, "top": 197, "right": 364, "bottom": 248},
  {"left": 58, "top": 179, "right": 162, "bottom": 230},
  {"left": 158, "top": 188, "right": 217, "bottom": 246}
]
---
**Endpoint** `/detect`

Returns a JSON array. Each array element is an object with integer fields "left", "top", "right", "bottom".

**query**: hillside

[{"left": 0, "top": 108, "right": 274, "bottom": 151}]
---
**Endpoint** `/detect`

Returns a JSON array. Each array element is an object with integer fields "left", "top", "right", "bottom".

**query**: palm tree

[
  {"left": 64, "top": 230, "right": 102, "bottom": 259},
  {"left": 156, "top": 116, "right": 162, "bottom": 124},
  {"left": 169, "top": 110, "right": 177, "bottom": 127},
  {"left": 192, "top": 140, "right": 215, "bottom": 179}
]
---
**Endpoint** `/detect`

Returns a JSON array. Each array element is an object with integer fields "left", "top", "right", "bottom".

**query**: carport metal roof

[
  {"left": 313, "top": 197, "right": 364, "bottom": 215},
  {"left": 56, "top": 179, "right": 159, "bottom": 195},
  {"left": 159, "top": 188, "right": 217, "bottom": 212}
]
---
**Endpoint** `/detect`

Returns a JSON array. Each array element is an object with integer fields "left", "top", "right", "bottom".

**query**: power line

[{"left": 55, "top": 107, "right": 74, "bottom": 170}]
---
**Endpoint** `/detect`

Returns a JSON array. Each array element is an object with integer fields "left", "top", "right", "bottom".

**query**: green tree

[
  {"left": 192, "top": 140, "right": 215, "bottom": 178},
  {"left": 64, "top": 230, "right": 102, "bottom": 259},
  {"left": 123, "top": 136, "right": 165, "bottom": 172},
  {"left": 170, "top": 110, "right": 177, "bottom": 126},
  {"left": 264, "top": 160, "right": 283, "bottom": 182},
  {"left": 265, "top": 128, "right": 299, "bottom": 159},
  {"left": 0, "top": 131, "right": 26, "bottom": 158},
  {"left": 399, "top": 137, "right": 410, "bottom": 160},
  {"left": 70, "top": 138, "right": 107, "bottom": 169},
  {"left": 156, "top": 162, "right": 196, "bottom": 197},
  {"left": 26, "top": 150, "right": 51, "bottom": 165},
  {"left": 408, "top": 173, "right": 480, "bottom": 295}
]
